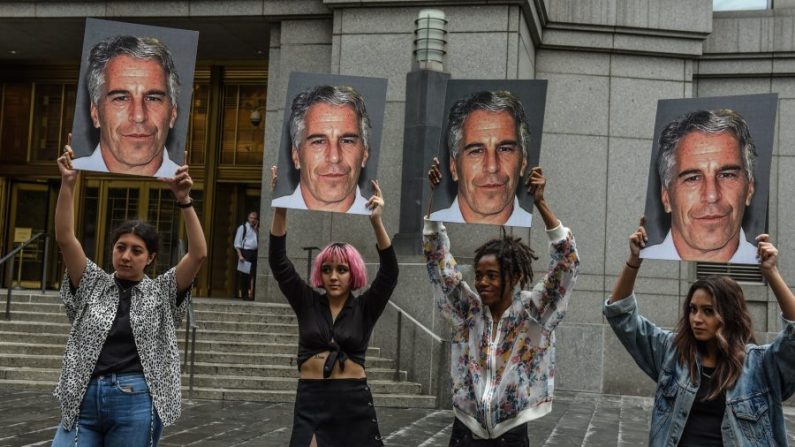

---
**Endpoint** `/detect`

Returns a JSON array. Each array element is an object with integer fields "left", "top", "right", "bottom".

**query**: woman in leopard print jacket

[{"left": 51, "top": 142, "right": 207, "bottom": 447}]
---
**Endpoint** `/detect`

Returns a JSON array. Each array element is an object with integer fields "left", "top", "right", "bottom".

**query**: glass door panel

[{"left": 7, "top": 183, "right": 48, "bottom": 289}]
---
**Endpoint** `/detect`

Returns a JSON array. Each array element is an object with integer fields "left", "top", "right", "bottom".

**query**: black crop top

[{"left": 269, "top": 233, "right": 399, "bottom": 377}]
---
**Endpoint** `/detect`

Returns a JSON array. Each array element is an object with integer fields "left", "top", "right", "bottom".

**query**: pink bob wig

[{"left": 310, "top": 242, "right": 368, "bottom": 290}]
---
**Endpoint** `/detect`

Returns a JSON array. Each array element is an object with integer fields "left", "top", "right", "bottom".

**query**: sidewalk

[{"left": 2, "top": 388, "right": 794, "bottom": 446}]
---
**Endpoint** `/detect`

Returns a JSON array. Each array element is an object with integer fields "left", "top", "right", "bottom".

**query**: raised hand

[
  {"left": 57, "top": 133, "right": 78, "bottom": 185},
  {"left": 756, "top": 234, "right": 778, "bottom": 273},
  {"left": 367, "top": 179, "right": 384, "bottom": 220},
  {"left": 527, "top": 166, "right": 546, "bottom": 204},
  {"left": 428, "top": 156, "right": 442, "bottom": 190},
  {"left": 629, "top": 216, "right": 648, "bottom": 260},
  {"left": 161, "top": 164, "right": 193, "bottom": 204}
]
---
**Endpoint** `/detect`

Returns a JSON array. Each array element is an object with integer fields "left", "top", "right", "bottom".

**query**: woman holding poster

[
  {"left": 604, "top": 218, "right": 795, "bottom": 446},
  {"left": 51, "top": 140, "right": 206, "bottom": 446},
  {"left": 424, "top": 161, "right": 580, "bottom": 445},
  {"left": 269, "top": 167, "right": 398, "bottom": 446}
]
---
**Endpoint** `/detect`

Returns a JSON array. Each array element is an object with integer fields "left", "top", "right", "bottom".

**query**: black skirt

[{"left": 290, "top": 378, "right": 383, "bottom": 447}]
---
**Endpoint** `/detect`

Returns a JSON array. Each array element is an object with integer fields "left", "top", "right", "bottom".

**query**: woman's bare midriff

[{"left": 299, "top": 350, "right": 366, "bottom": 379}]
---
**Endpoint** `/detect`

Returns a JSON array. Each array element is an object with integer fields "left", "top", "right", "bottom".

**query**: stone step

[
  {"left": 0, "top": 331, "right": 68, "bottom": 344},
  {"left": 0, "top": 366, "right": 60, "bottom": 382},
  {"left": 0, "top": 339, "right": 382, "bottom": 360},
  {"left": 191, "top": 300, "right": 294, "bottom": 315},
  {"left": 0, "top": 293, "right": 435, "bottom": 407},
  {"left": 192, "top": 310, "right": 297, "bottom": 324},
  {"left": 177, "top": 329, "right": 299, "bottom": 344},
  {"left": 0, "top": 354, "right": 64, "bottom": 369},
  {"left": 2, "top": 311, "right": 299, "bottom": 334},
  {"left": 8, "top": 302, "right": 64, "bottom": 313},
  {"left": 5, "top": 294, "right": 295, "bottom": 315},
  {"left": 177, "top": 339, "right": 379, "bottom": 357},
  {"left": 6, "top": 302, "right": 298, "bottom": 324},
  {"left": 0, "top": 319, "right": 70, "bottom": 333},
  {"left": 0, "top": 311, "right": 68, "bottom": 324},
  {"left": 181, "top": 387, "right": 437, "bottom": 408},
  {"left": 0, "top": 342, "right": 65, "bottom": 356},
  {"left": 1, "top": 293, "right": 59, "bottom": 305},
  {"left": 192, "top": 320, "right": 298, "bottom": 333},
  {"left": 185, "top": 362, "right": 407, "bottom": 381},
  {"left": 187, "top": 351, "right": 393, "bottom": 369},
  {"left": 184, "top": 375, "right": 421, "bottom": 394}
]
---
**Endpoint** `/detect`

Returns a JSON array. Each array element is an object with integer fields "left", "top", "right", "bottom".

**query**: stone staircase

[{"left": 0, "top": 291, "right": 436, "bottom": 408}]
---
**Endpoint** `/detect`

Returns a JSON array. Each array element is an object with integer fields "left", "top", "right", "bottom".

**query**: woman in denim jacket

[{"left": 604, "top": 218, "right": 795, "bottom": 447}]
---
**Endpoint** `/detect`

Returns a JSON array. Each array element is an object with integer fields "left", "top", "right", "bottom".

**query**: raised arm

[
  {"left": 423, "top": 157, "right": 479, "bottom": 323},
  {"left": 603, "top": 217, "right": 672, "bottom": 380},
  {"left": 527, "top": 167, "right": 560, "bottom": 230},
  {"left": 758, "top": 234, "right": 795, "bottom": 320},
  {"left": 270, "top": 166, "right": 287, "bottom": 237},
  {"left": 609, "top": 217, "right": 647, "bottom": 304},
  {"left": 361, "top": 179, "right": 399, "bottom": 321},
  {"left": 522, "top": 167, "right": 579, "bottom": 328},
  {"left": 757, "top": 235, "right": 795, "bottom": 398},
  {"left": 367, "top": 180, "right": 390, "bottom": 250},
  {"left": 55, "top": 140, "right": 87, "bottom": 288},
  {"left": 162, "top": 164, "right": 207, "bottom": 292}
]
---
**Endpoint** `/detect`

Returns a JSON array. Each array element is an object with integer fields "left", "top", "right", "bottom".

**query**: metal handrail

[
  {"left": 2, "top": 232, "right": 50, "bottom": 320},
  {"left": 386, "top": 300, "right": 448, "bottom": 408},
  {"left": 387, "top": 300, "right": 444, "bottom": 343},
  {"left": 184, "top": 302, "right": 198, "bottom": 399},
  {"left": 177, "top": 239, "right": 198, "bottom": 399}
]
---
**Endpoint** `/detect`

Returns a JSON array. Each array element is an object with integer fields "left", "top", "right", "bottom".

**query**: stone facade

[{"left": 4, "top": 0, "right": 794, "bottom": 402}]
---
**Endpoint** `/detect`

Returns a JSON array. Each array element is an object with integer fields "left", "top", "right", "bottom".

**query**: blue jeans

[{"left": 52, "top": 372, "right": 163, "bottom": 447}]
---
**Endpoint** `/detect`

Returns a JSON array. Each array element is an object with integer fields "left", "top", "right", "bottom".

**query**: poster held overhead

[
  {"left": 70, "top": 18, "right": 199, "bottom": 178},
  {"left": 426, "top": 79, "right": 547, "bottom": 227},
  {"left": 640, "top": 93, "right": 777, "bottom": 264},
  {"left": 271, "top": 72, "right": 388, "bottom": 216}
]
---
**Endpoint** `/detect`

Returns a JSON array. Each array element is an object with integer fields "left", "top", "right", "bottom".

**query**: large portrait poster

[
  {"left": 271, "top": 72, "right": 388, "bottom": 215},
  {"left": 427, "top": 79, "right": 547, "bottom": 227},
  {"left": 71, "top": 18, "right": 199, "bottom": 177},
  {"left": 640, "top": 93, "right": 777, "bottom": 264}
]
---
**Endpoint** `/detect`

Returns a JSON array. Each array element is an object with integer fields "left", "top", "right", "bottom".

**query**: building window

[
  {"left": 220, "top": 84, "right": 266, "bottom": 166},
  {"left": 31, "top": 83, "right": 77, "bottom": 162},
  {"left": 0, "top": 83, "right": 33, "bottom": 163},
  {"left": 713, "top": 0, "right": 770, "bottom": 11},
  {"left": 187, "top": 83, "right": 210, "bottom": 166}
]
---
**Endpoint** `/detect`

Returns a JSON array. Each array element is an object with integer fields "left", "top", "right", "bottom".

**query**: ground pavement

[{"left": 3, "top": 389, "right": 795, "bottom": 446}]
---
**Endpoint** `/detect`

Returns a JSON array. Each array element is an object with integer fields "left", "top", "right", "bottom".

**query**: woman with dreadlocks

[
  {"left": 604, "top": 219, "right": 795, "bottom": 446},
  {"left": 424, "top": 159, "right": 580, "bottom": 446}
]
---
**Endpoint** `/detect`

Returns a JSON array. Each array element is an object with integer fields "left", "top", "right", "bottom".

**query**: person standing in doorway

[{"left": 234, "top": 211, "right": 259, "bottom": 300}]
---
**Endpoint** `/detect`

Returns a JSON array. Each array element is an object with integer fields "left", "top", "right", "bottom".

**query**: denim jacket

[{"left": 604, "top": 294, "right": 795, "bottom": 447}]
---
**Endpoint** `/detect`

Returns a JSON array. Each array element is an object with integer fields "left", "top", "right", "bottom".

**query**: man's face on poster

[
  {"left": 291, "top": 102, "right": 369, "bottom": 211},
  {"left": 661, "top": 131, "right": 754, "bottom": 260},
  {"left": 450, "top": 109, "right": 527, "bottom": 223},
  {"left": 90, "top": 54, "right": 177, "bottom": 174}
]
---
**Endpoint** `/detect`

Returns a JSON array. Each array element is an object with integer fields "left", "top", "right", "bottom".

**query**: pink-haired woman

[{"left": 269, "top": 170, "right": 398, "bottom": 447}]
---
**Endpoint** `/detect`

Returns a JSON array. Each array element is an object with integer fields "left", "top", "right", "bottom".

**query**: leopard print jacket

[{"left": 54, "top": 258, "right": 190, "bottom": 430}]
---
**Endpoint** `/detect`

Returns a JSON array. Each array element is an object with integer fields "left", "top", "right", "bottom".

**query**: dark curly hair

[{"left": 473, "top": 227, "right": 538, "bottom": 300}]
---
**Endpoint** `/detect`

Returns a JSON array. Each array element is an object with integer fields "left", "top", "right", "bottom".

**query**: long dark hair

[
  {"left": 673, "top": 276, "right": 755, "bottom": 399},
  {"left": 473, "top": 227, "right": 538, "bottom": 300}
]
